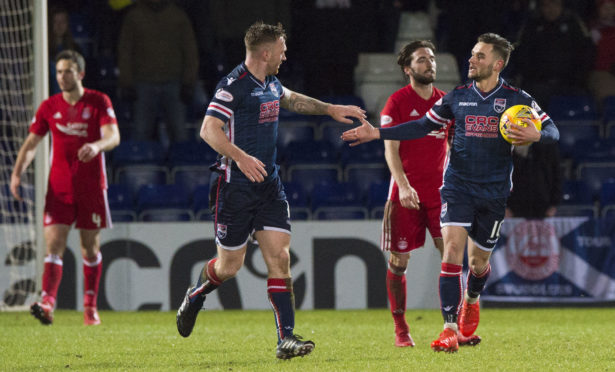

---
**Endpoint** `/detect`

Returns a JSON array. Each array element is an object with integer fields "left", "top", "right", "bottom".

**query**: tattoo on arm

[{"left": 284, "top": 90, "right": 329, "bottom": 115}]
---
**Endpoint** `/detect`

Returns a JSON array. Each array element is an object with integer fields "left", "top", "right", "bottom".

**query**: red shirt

[
  {"left": 380, "top": 85, "right": 451, "bottom": 203},
  {"left": 30, "top": 89, "right": 117, "bottom": 203}
]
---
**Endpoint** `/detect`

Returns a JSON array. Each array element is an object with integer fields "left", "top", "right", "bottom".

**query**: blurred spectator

[
  {"left": 506, "top": 143, "right": 563, "bottom": 219},
  {"left": 48, "top": 6, "right": 82, "bottom": 95},
  {"left": 514, "top": 0, "right": 594, "bottom": 107},
  {"left": 588, "top": 0, "right": 615, "bottom": 105},
  {"left": 117, "top": 0, "right": 198, "bottom": 143}
]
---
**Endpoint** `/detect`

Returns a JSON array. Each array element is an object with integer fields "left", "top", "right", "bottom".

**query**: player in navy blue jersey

[
  {"left": 342, "top": 33, "right": 559, "bottom": 353},
  {"left": 176, "top": 21, "right": 366, "bottom": 359}
]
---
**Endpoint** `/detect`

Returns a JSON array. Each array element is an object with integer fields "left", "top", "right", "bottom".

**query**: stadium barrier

[{"left": 2, "top": 217, "right": 613, "bottom": 310}]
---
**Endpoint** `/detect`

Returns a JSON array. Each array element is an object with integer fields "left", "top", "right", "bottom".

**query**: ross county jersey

[
  {"left": 30, "top": 88, "right": 117, "bottom": 203},
  {"left": 380, "top": 85, "right": 450, "bottom": 204},
  {"left": 206, "top": 62, "right": 285, "bottom": 184},
  {"left": 426, "top": 78, "right": 555, "bottom": 199}
]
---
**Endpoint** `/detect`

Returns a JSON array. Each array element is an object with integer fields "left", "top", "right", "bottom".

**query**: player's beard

[
  {"left": 60, "top": 80, "right": 77, "bottom": 93},
  {"left": 469, "top": 63, "right": 494, "bottom": 82},
  {"left": 410, "top": 67, "right": 435, "bottom": 85}
]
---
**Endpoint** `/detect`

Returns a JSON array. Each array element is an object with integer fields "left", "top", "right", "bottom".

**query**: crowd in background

[
  {"left": 46, "top": 0, "right": 613, "bottom": 135},
  {"left": 43, "top": 0, "right": 615, "bottom": 221}
]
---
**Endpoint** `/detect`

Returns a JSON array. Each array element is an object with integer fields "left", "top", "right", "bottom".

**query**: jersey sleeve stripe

[
  {"left": 426, "top": 109, "right": 449, "bottom": 127},
  {"left": 207, "top": 103, "right": 233, "bottom": 119},
  {"left": 540, "top": 113, "right": 550, "bottom": 122}
]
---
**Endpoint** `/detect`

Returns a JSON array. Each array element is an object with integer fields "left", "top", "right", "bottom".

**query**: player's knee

[
  {"left": 389, "top": 253, "right": 409, "bottom": 269},
  {"left": 468, "top": 256, "right": 489, "bottom": 275}
]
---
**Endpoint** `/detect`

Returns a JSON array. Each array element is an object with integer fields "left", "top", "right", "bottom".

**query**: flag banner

[{"left": 483, "top": 217, "right": 615, "bottom": 303}]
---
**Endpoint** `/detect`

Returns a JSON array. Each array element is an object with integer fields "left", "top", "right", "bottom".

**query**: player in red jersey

[
  {"left": 11, "top": 50, "right": 120, "bottom": 326},
  {"left": 380, "top": 41, "right": 480, "bottom": 348}
]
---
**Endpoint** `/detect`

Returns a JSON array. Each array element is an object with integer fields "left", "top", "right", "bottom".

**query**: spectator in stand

[
  {"left": 48, "top": 7, "right": 82, "bottom": 95},
  {"left": 588, "top": 0, "right": 615, "bottom": 105},
  {"left": 514, "top": 0, "right": 594, "bottom": 106},
  {"left": 506, "top": 143, "right": 563, "bottom": 219},
  {"left": 117, "top": 0, "right": 198, "bottom": 143}
]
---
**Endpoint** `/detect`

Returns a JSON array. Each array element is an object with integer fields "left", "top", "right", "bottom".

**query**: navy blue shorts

[
  {"left": 210, "top": 174, "right": 291, "bottom": 250},
  {"left": 440, "top": 188, "right": 506, "bottom": 251}
]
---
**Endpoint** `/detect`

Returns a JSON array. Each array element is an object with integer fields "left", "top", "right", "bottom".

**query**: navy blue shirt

[
  {"left": 206, "top": 63, "right": 285, "bottom": 184},
  {"left": 380, "top": 78, "right": 559, "bottom": 199}
]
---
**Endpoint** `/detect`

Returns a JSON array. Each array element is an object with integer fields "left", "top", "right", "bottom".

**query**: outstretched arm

[
  {"left": 280, "top": 87, "right": 365, "bottom": 124},
  {"left": 341, "top": 116, "right": 442, "bottom": 146},
  {"left": 11, "top": 133, "right": 44, "bottom": 201}
]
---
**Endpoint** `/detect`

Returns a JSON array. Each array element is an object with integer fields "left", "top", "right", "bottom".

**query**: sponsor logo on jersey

[
  {"left": 53, "top": 112, "right": 62, "bottom": 119},
  {"left": 494, "top": 98, "right": 506, "bottom": 113},
  {"left": 216, "top": 223, "right": 227, "bottom": 240},
  {"left": 505, "top": 220, "right": 560, "bottom": 281},
  {"left": 269, "top": 83, "right": 279, "bottom": 97},
  {"left": 458, "top": 102, "right": 477, "bottom": 106},
  {"left": 410, "top": 109, "right": 420, "bottom": 116},
  {"left": 251, "top": 91, "right": 263, "bottom": 96},
  {"left": 82, "top": 107, "right": 91, "bottom": 119},
  {"left": 215, "top": 89, "right": 234, "bottom": 102},
  {"left": 380, "top": 115, "right": 393, "bottom": 125},
  {"left": 259, "top": 100, "right": 280, "bottom": 124},
  {"left": 464, "top": 115, "right": 499, "bottom": 138},
  {"left": 107, "top": 107, "right": 116, "bottom": 119},
  {"left": 56, "top": 122, "right": 88, "bottom": 137}
]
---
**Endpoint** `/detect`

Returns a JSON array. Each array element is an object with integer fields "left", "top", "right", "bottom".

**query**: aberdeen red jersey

[
  {"left": 380, "top": 85, "right": 451, "bottom": 203},
  {"left": 29, "top": 89, "right": 117, "bottom": 203}
]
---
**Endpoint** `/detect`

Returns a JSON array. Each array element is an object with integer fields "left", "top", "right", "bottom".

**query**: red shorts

[
  {"left": 381, "top": 198, "right": 442, "bottom": 253},
  {"left": 44, "top": 188, "right": 111, "bottom": 229}
]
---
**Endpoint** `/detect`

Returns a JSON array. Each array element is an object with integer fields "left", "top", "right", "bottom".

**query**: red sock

[
  {"left": 386, "top": 268, "right": 408, "bottom": 333},
  {"left": 83, "top": 252, "right": 102, "bottom": 307},
  {"left": 42, "top": 254, "right": 63, "bottom": 307}
]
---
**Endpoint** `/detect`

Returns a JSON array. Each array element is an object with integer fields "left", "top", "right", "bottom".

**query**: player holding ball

[{"left": 342, "top": 33, "right": 559, "bottom": 352}]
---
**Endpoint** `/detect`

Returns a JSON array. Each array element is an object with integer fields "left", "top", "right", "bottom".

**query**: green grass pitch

[{"left": 1, "top": 308, "right": 613, "bottom": 371}]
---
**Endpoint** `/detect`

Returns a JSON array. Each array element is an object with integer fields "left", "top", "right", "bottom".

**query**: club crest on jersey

[
  {"left": 380, "top": 115, "right": 393, "bottom": 125},
  {"left": 82, "top": 107, "right": 91, "bottom": 119},
  {"left": 269, "top": 83, "right": 279, "bottom": 97},
  {"left": 494, "top": 98, "right": 506, "bottom": 113},
  {"left": 215, "top": 89, "right": 234, "bottom": 102},
  {"left": 397, "top": 238, "right": 408, "bottom": 250},
  {"left": 440, "top": 202, "right": 447, "bottom": 218},
  {"left": 216, "top": 224, "right": 227, "bottom": 240}
]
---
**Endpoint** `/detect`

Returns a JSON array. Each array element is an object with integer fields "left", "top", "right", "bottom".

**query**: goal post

[{"left": 0, "top": 0, "right": 48, "bottom": 311}]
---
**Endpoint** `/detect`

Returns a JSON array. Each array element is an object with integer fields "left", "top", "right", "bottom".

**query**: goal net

[{"left": 0, "top": 0, "right": 45, "bottom": 311}]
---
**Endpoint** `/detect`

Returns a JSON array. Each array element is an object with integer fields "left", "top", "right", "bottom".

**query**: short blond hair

[{"left": 244, "top": 21, "right": 286, "bottom": 51}]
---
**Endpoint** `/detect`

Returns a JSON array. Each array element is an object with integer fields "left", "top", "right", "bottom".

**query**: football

[{"left": 499, "top": 105, "right": 542, "bottom": 145}]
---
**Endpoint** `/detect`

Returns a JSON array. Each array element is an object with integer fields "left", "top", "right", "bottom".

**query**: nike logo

[{"left": 443, "top": 306, "right": 454, "bottom": 312}]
